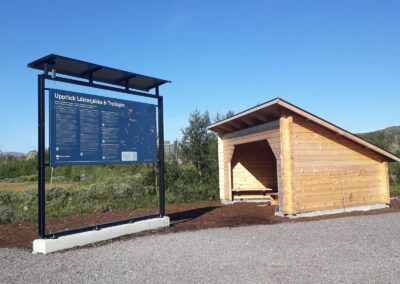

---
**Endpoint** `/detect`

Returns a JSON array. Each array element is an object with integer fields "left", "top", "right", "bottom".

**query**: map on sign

[{"left": 49, "top": 89, "right": 157, "bottom": 166}]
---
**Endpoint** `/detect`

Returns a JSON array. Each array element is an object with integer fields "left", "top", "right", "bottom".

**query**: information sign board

[{"left": 49, "top": 89, "right": 157, "bottom": 165}]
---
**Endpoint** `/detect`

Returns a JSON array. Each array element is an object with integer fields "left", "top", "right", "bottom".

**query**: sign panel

[{"left": 49, "top": 89, "right": 157, "bottom": 166}]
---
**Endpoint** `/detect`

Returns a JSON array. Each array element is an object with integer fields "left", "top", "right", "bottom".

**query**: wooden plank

[
  {"left": 217, "top": 135, "right": 226, "bottom": 200},
  {"left": 294, "top": 164, "right": 379, "bottom": 171},
  {"left": 223, "top": 120, "right": 279, "bottom": 139},
  {"left": 299, "top": 187, "right": 385, "bottom": 197},
  {"left": 381, "top": 161, "right": 390, "bottom": 203},
  {"left": 294, "top": 160, "right": 379, "bottom": 167},
  {"left": 300, "top": 200, "right": 384, "bottom": 212},
  {"left": 225, "top": 133, "right": 277, "bottom": 146},
  {"left": 294, "top": 153, "right": 375, "bottom": 160},
  {"left": 233, "top": 195, "right": 271, "bottom": 200},
  {"left": 302, "top": 193, "right": 385, "bottom": 203},
  {"left": 296, "top": 172, "right": 382, "bottom": 179},
  {"left": 222, "top": 146, "right": 234, "bottom": 201},
  {"left": 228, "top": 161, "right": 232, "bottom": 201},
  {"left": 267, "top": 135, "right": 281, "bottom": 159},
  {"left": 296, "top": 172, "right": 381, "bottom": 178},
  {"left": 232, "top": 188, "right": 276, "bottom": 192},
  {"left": 299, "top": 198, "right": 386, "bottom": 207},
  {"left": 293, "top": 149, "right": 377, "bottom": 155},
  {"left": 280, "top": 114, "right": 295, "bottom": 214},
  {"left": 297, "top": 180, "right": 383, "bottom": 189}
]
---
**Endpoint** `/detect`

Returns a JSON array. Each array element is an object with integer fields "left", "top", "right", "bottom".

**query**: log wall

[{"left": 290, "top": 115, "right": 390, "bottom": 213}]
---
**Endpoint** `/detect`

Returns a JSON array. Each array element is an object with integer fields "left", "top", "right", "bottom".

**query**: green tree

[
  {"left": 179, "top": 109, "right": 234, "bottom": 183},
  {"left": 180, "top": 109, "right": 214, "bottom": 179}
]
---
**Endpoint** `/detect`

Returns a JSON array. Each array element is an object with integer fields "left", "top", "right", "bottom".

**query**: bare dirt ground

[{"left": 1, "top": 198, "right": 400, "bottom": 249}]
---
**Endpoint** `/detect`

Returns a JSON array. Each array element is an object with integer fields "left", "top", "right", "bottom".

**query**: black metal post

[
  {"left": 156, "top": 87, "right": 165, "bottom": 217},
  {"left": 38, "top": 74, "right": 46, "bottom": 238}
]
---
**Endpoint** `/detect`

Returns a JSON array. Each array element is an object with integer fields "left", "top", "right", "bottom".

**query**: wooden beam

[
  {"left": 228, "top": 161, "right": 233, "bottom": 201},
  {"left": 216, "top": 124, "right": 234, "bottom": 132},
  {"left": 382, "top": 161, "right": 390, "bottom": 204},
  {"left": 252, "top": 113, "right": 269, "bottom": 123},
  {"left": 280, "top": 114, "right": 296, "bottom": 214},
  {"left": 240, "top": 116, "right": 256, "bottom": 126},
  {"left": 223, "top": 120, "right": 279, "bottom": 139},
  {"left": 217, "top": 136, "right": 225, "bottom": 200},
  {"left": 222, "top": 145, "right": 235, "bottom": 201},
  {"left": 229, "top": 120, "right": 246, "bottom": 129}
]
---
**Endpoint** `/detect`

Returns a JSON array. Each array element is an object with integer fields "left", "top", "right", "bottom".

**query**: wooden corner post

[
  {"left": 382, "top": 161, "right": 391, "bottom": 204},
  {"left": 217, "top": 135, "right": 225, "bottom": 200},
  {"left": 280, "top": 113, "right": 296, "bottom": 214}
]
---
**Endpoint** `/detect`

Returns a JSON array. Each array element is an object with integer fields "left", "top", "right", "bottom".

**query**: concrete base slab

[
  {"left": 275, "top": 204, "right": 389, "bottom": 218},
  {"left": 33, "top": 216, "right": 170, "bottom": 254}
]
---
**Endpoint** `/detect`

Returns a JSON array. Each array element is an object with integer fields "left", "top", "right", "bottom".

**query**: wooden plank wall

[
  {"left": 290, "top": 115, "right": 390, "bottom": 213},
  {"left": 219, "top": 122, "right": 281, "bottom": 201},
  {"left": 231, "top": 141, "right": 277, "bottom": 190}
]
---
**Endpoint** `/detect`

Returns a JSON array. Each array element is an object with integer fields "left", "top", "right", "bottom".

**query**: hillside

[
  {"left": 357, "top": 126, "right": 400, "bottom": 156},
  {"left": 0, "top": 151, "right": 25, "bottom": 158}
]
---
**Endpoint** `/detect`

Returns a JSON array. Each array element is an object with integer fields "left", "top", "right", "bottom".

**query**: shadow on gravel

[{"left": 168, "top": 206, "right": 218, "bottom": 225}]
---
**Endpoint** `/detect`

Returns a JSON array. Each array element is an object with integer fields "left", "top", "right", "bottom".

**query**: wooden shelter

[{"left": 208, "top": 98, "right": 400, "bottom": 216}]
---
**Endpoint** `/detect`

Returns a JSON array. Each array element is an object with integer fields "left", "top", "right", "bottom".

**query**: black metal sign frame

[{"left": 36, "top": 65, "right": 166, "bottom": 239}]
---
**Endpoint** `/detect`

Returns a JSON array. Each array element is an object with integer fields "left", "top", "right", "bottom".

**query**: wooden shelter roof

[{"left": 208, "top": 98, "right": 400, "bottom": 162}]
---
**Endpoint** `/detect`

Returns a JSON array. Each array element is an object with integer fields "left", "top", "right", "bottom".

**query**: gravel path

[{"left": 1, "top": 212, "right": 400, "bottom": 283}]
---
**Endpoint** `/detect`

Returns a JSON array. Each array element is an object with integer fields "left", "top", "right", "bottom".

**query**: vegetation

[
  {"left": 0, "top": 109, "right": 233, "bottom": 224},
  {"left": 0, "top": 155, "right": 37, "bottom": 180}
]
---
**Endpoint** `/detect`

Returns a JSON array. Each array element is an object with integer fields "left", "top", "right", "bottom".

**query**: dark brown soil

[{"left": 1, "top": 198, "right": 400, "bottom": 249}]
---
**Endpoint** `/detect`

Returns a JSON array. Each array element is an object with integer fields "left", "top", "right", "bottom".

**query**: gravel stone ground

[{"left": 1, "top": 212, "right": 400, "bottom": 284}]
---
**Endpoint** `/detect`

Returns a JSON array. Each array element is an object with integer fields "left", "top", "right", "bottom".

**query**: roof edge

[{"left": 207, "top": 97, "right": 281, "bottom": 131}]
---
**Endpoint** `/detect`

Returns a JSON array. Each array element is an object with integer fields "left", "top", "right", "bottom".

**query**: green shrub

[
  {"left": 0, "top": 205, "right": 14, "bottom": 223},
  {"left": 0, "top": 191, "right": 15, "bottom": 205}
]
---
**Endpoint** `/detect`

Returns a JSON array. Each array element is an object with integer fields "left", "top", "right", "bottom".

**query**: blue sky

[{"left": 0, "top": 0, "right": 399, "bottom": 152}]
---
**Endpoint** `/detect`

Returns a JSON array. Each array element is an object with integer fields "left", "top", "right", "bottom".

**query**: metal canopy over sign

[
  {"left": 28, "top": 54, "right": 170, "bottom": 91},
  {"left": 49, "top": 89, "right": 157, "bottom": 166},
  {"left": 28, "top": 54, "right": 169, "bottom": 239}
]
